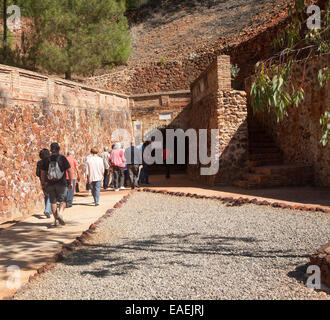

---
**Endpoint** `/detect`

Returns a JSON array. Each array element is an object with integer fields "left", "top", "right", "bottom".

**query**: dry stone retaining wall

[
  {"left": 0, "top": 65, "right": 133, "bottom": 224},
  {"left": 246, "top": 54, "right": 330, "bottom": 187},
  {"left": 188, "top": 55, "right": 248, "bottom": 186},
  {"left": 310, "top": 242, "right": 330, "bottom": 288},
  {"left": 83, "top": 10, "right": 291, "bottom": 94}
]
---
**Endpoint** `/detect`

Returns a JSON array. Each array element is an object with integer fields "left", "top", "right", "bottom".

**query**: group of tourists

[{"left": 36, "top": 140, "right": 153, "bottom": 226}]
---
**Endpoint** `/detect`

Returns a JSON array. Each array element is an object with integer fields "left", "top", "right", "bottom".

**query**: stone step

[
  {"left": 249, "top": 137, "right": 274, "bottom": 143},
  {"left": 232, "top": 180, "right": 259, "bottom": 189},
  {"left": 249, "top": 147, "right": 280, "bottom": 154},
  {"left": 249, "top": 153, "right": 282, "bottom": 161},
  {"left": 242, "top": 173, "right": 265, "bottom": 184},
  {"left": 242, "top": 172, "right": 287, "bottom": 184},
  {"left": 249, "top": 142, "right": 278, "bottom": 148},
  {"left": 250, "top": 165, "right": 313, "bottom": 176},
  {"left": 249, "top": 132, "right": 273, "bottom": 140},
  {"left": 248, "top": 160, "right": 283, "bottom": 168},
  {"left": 248, "top": 128, "right": 266, "bottom": 133}
]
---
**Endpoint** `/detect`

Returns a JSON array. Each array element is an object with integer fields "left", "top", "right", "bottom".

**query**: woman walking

[{"left": 110, "top": 142, "right": 126, "bottom": 191}]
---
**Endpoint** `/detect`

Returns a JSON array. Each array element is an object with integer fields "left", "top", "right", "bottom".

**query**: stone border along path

[
  {"left": 6, "top": 188, "right": 329, "bottom": 300},
  {"left": 140, "top": 188, "right": 330, "bottom": 213},
  {"left": 3, "top": 192, "right": 135, "bottom": 300}
]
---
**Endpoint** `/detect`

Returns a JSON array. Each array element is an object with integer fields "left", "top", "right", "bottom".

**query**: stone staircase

[{"left": 233, "top": 128, "right": 314, "bottom": 189}]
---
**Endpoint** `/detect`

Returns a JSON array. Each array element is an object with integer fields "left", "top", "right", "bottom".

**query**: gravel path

[{"left": 15, "top": 193, "right": 330, "bottom": 300}]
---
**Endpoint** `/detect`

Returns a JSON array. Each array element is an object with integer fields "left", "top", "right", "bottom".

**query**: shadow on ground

[
  {"left": 62, "top": 233, "right": 310, "bottom": 279},
  {"left": 288, "top": 263, "right": 330, "bottom": 295}
]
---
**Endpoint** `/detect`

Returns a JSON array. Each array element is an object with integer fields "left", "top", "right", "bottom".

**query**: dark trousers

[
  {"left": 103, "top": 169, "right": 110, "bottom": 189},
  {"left": 124, "top": 169, "right": 128, "bottom": 187},
  {"left": 165, "top": 164, "right": 170, "bottom": 179},
  {"left": 140, "top": 164, "right": 149, "bottom": 184},
  {"left": 127, "top": 164, "right": 140, "bottom": 189},
  {"left": 113, "top": 166, "right": 125, "bottom": 189}
]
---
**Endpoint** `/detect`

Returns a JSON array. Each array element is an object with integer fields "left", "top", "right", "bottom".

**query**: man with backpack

[{"left": 40, "top": 142, "right": 73, "bottom": 226}]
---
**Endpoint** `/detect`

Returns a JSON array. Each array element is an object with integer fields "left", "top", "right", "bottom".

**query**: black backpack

[{"left": 47, "top": 155, "right": 64, "bottom": 182}]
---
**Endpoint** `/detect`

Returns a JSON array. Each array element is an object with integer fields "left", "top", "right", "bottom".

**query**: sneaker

[
  {"left": 54, "top": 219, "right": 59, "bottom": 227},
  {"left": 106, "top": 188, "right": 112, "bottom": 191},
  {"left": 57, "top": 214, "right": 65, "bottom": 226},
  {"left": 115, "top": 189, "right": 119, "bottom": 192},
  {"left": 44, "top": 212, "right": 51, "bottom": 219},
  {"left": 120, "top": 186, "right": 126, "bottom": 190}
]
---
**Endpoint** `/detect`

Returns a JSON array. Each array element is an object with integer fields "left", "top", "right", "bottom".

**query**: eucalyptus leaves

[{"left": 251, "top": 0, "right": 329, "bottom": 146}]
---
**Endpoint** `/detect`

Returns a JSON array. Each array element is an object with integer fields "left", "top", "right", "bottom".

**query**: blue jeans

[
  {"left": 66, "top": 179, "right": 76, "bottom": 207},
  {"left": 44, "top": 194, "right": 51, "bottom": 215},
  {"left": 92, "top": 181, "right": 101, "bottom": 205}
]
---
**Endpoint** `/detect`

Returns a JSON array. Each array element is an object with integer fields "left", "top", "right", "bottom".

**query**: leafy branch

[{"left": 251, "top": 0, "right": 330, "bottom": 146}]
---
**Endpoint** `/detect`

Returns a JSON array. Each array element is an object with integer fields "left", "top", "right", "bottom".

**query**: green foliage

[
  {"left": 273, "top": 0, "right": 305, "bottom": 50},
  {"left": 15, "top": 0, "right": 131, "bottom": 79},
  {"left": 230, "top": 64, "right": 240, "bottom": 79},
  {"left": 251, "top": 0, "right": 330, "bottom": 146},
  {"left": 251, "top": 61, "right": 304, "bottom": 122},
  {"left": 159, "top": 56, "right": 166, "bottom": 64},
  {"left": 317, "top": 67, "right": 330, "bottom": 89},
  {"left": 320, "top": 108, "right": 330, "bottom": 147}
]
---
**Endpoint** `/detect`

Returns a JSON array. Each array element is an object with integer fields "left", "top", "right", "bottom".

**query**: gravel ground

[{"left": 15, "top": 193, "right": 330, "bottom": 300}]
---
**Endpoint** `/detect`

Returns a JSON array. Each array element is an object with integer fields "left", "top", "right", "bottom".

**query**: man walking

[
  {"left": 125, "top": 141, "right": 143, "bottom": 190},
  {"left": 40, "top": 142, "right": 72, "bottom": 226},
  {"left": 65, "top": 150, "right": 80, "bottom": 208},
  {"left": 85, "top": 147, "right": 104, "bottom": 206},
  {"left": 101, "top": 147, "right": 111, "bottom": 190}
]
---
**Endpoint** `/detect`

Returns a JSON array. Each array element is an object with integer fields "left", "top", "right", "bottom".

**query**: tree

[
  {"left": 251, "top": 0, "right": 330, "bottom": 146},
  {"left": 18, "top": 0, "right": 131, "bottom": 79},
  {"left": 1, "top": 0, "right": 17, "bottom": 64}
]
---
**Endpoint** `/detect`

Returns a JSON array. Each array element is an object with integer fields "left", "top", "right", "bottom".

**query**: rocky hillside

[
  {"left": 125, "top": 0, "right": 292, "bottom": 67},
  {"left": 84, "top": 0, "right": 295, "bottom": 93}
]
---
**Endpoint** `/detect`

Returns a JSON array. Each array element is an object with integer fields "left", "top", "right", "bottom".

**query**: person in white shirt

[{"left": 85, "top": 147, "right": 104, "bottom": 206}]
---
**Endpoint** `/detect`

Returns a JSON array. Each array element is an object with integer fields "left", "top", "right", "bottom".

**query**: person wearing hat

[{"left": 40, "top": 142, "right": 73, "bottom": 226}]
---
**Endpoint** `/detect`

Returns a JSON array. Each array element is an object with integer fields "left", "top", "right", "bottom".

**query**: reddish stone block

[
  {"left": 114, "top": 202, "right": 122, "bottom": 208},
  {"left": 89, "top": 223, "right": 97, "bottom": 230},
  {"left": 37, "top": 267, "right": 45, "bottom": 274}
]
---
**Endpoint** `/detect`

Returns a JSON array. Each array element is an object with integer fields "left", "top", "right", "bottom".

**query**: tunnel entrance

[{"left": 144, "top": 127, "right": 190, "bottom": 176}]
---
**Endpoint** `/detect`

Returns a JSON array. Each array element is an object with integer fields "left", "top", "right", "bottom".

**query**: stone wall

[
  {"left": 84, "top": 61, "right": 206, "bottom": 95},
  {"left": 310, "top": 242, "right": 330, "bottom": 288},
  {"left": 246, "top": 54, "right": 330, "bottom": 187},
  {"left": 188, "top": 55, "right": 248, "bottom": 186},
  {"left": 83, "top": 10, "right": 292, "bottom": 95},
  {"left": 0, "top": 65, "right": 133, "bottom": 224},
  {"left": 130, "top": 90, "right": 191, "bottom": 142}
]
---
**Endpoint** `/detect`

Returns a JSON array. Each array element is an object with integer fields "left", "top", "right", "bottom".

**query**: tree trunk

[
  {"left": 3, "top": 0, "right": 7, "bottom": 64},
  {"left": 65, "top": 70, "right": 72, "bottom": 80}
]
